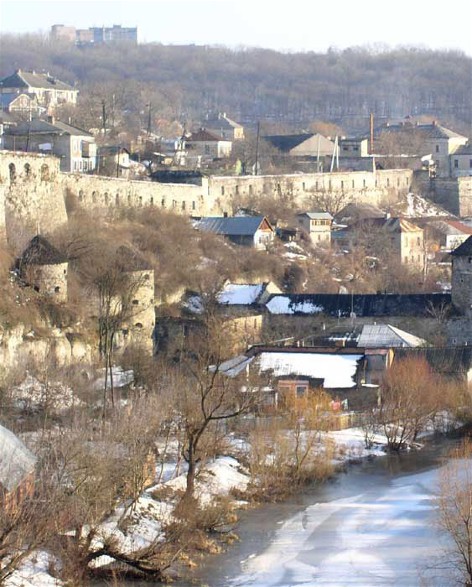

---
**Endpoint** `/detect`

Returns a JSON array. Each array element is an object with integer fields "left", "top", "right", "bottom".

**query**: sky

[{"left": 1, "top": 0, "right": 471, "bottom": 56}]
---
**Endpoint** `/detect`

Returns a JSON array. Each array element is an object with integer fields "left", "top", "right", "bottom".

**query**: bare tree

[{"left": 437, "top": 439, "right": 472, "bottom": 586}]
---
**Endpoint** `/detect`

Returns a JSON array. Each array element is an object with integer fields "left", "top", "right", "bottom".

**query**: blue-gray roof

[{"left": 196, "top": 216, "right": 271, "bottom": 236}]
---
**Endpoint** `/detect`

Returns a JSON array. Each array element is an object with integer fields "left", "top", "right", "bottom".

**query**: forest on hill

[{"left": 0, "top": 33, "right": 471, "bottom": 136}]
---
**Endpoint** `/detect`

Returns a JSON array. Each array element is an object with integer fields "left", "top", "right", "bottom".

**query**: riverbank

[{"left": 4, "top": 425, "right": 455, "bottom": 586}]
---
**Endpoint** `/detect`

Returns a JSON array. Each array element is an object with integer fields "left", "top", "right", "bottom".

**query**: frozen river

[{"left": 176, "top": 440, "right": 458, "bottom": 587}]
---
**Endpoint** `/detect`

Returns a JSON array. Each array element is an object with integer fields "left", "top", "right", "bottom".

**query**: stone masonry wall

[
  {"left": 1, "top": 151, "right": 415, "bottom": 247},
  {"left": 413, "top": 171, "right": 472, "bottom": 217},
  {"left": 0, "top": 151, "right": 67, "bottom": 250}
]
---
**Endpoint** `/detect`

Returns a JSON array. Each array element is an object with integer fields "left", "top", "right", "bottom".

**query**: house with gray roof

[
  {"left": 195, "top": 215, "right": 275, "bottom": 249},
  {"left": 187, "top": 128, "right": 232, "bottom": 160},
  {"left": 0, "top": 424, "right": 36, "bottom": 512},
  {"left": 203, "top": 112, "right": 244, "bottom": 141},
  {"left": 0, "top": 69, "right": 78, "bottom": 113},
  {"left": 357, "top": 324, "right": 427, "bottom": 348},
  {"left": 297, "top": 211, "right": 333, "bottom": 246},
  {"left": 450, "top": 142, "right": 472, "bottom": 178},
  {"left": 374, "top": 120, "right": 468, "bottom": 177},
  {"left": 263, "top": 133, "right": 336, "bottom": 168},
  {"left": 3, "top": 117, "right": 96, "bottom": 172}
]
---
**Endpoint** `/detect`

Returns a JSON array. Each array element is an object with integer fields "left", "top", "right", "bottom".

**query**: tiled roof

[
  {"left": 0, "top": 424, "right": 36, "bottom": 492},
  {"left": 5, "top": 118, "right": 92, "bottom": 137},
  {"left": 0, "top": 70, "right": 75, "bottom": 92},
  {"left": 20, "top": 235, "right": 67, "bottom": 266},
  {"left": 196, "top": 216, "right": 272, "bottom": 237}
]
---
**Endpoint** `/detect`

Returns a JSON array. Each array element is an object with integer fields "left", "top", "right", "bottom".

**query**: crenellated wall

[
  {"left": 0, "top": 151, "right": 67, "bottom": 250},
  {"left": 0, "top": 150, "right": 416, "bottom": 248}
]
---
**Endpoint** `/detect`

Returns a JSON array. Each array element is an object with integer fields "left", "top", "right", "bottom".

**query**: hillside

[{"left": 0, "top": 34, "right": 470, "bottom": 135}]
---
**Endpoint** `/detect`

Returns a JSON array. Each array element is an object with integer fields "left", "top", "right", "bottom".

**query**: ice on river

[{"left": 230, "top": 466, "right": 455, "bottom": 587}]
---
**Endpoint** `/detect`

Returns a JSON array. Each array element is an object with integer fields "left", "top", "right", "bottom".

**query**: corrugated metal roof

[
  {"left": 196, "top": 216, "right": 271, "bottom": 236},
  {"left": 0, "top": 424, "right": 36, "bottom": 492},
  {"left": 357, "top": 324, "right": 426, "bottom": 348}
]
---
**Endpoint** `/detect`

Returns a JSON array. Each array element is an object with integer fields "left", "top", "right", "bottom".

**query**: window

[
  {"left": 296, "top": 385, "right": 306, "bottom": 397},
  {"left": 417, "top": 237, "right": 421, "bottom": 246},
  {"left": 436, "top": 145, "right": 440, "bottom": 153},
  {"left": 353, "top": 146, "right": 359, "bottom": 151},
  {"left": 352, "top": 180, "right": 355, "bottom": 188},
  {"left": 235, "top": 185, "right": 239, "bottom": 195},
  {"left": 182, "top": 201, "right": 186, "bottom": 210},
  {"left": 204, "top": 145, "right": 210, "bottom": 155},
  {"left": 132, "top": 299, "right": 139, "bottom": 305},
  {"left": 454, "top": 159, "right": 459, "bottom": 169},
  {"left": 192, "top": 201, "right": 196, "bottom": 210},
  {"left": 221, "top": 186, "right": 225, "bottom": 196},
  {"left": 135, "top": 323, "right": 143, "bottom": 329},
  {"left": 40, "top": 164, "right": 49, "bottom": 181},
  {"left": 469, "top": 159, "right": 472, "bottom": 169},
  {"left": 54, "top": 286, "right": 60, "bottom": 293},
  {"left": 302, "top": 182, "right": 306, "bottom": 190},
  {"left": 341, "top": 181, "right": 344, "bottom": 189},
  {"left": 387, "top": 178, "right": 390, "bottom": 187},
  {"left": 150, "top": 197, "right": 154, "bottom": 206},
  {"left": 161, "top": 199, "right": 166, "bottom": 208},
  {"left": 24, "top": 163, "right": 31, "bottom": 177},
  {"left": 249, "top": 185, "right": 253, "bottom": 195},
  {"left": 363, "top": 179, "right": 366, "bottom": 188}
]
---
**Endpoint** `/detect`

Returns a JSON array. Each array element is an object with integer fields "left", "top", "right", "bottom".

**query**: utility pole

[
  {"left": 147, "top": 103, "right": 152, "bottom": 136},
  {"left": 370, "top": 112, "right": 374, "bottom": 155},
  {"left": 102, "top": 100, "right": 107, "bottom": 137}
]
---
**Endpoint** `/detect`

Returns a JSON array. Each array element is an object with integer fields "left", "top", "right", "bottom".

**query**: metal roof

[
  {"left": 265, "top": 293, "right": 454, "bottom": 317},
  {"left": 196, "top": 216, "right": 272, "bottom": 236},
  {"left": 357, "top": 324, "right": 427, "bottom": 348}
]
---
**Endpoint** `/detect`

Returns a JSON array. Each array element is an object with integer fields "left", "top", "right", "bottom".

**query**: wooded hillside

[{"left": 1, "top": 33, "right": 470, "bottom": 135}]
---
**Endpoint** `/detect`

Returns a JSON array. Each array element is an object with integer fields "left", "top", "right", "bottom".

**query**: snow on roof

[
  {"left": 0, "top": 424, "right": 36, "bottom": 492},
  {"left": 357, "top": 324, "right": 427, "bottom": 348},
  {"left": 266, "top": 295, "right": 324, "bottom": 315},
  {"left": 218, "top": 283, "right": 263, "bottom": 305},
  {"left": 258, "top": 351, "right": 363, "bottom": 388}
]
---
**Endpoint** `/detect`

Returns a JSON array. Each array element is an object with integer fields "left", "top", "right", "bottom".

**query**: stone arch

[
  {"left": 40, "top": 164, "right": 50, "bottom": 181},
  {"left": 24, "top": 163, "right": 31, "bottom": 178},
  {"left": 78, "top": 190, "right": 84, "bottom": 202},
  {"left": 9, "top": 163, "right": 16, "bottom": 183}
]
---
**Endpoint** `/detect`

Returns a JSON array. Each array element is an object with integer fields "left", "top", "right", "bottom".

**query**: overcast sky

[{"left": 1, "top": 0, "right": 472, "bottom": 55}]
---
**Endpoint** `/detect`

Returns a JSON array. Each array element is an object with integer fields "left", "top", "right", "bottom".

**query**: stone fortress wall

[
  {"left": 1, "top": 151, "right": 416, "bottom": 246},
  {"left": 412, "top": 171, "right": 472, "bottom": 217}
]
